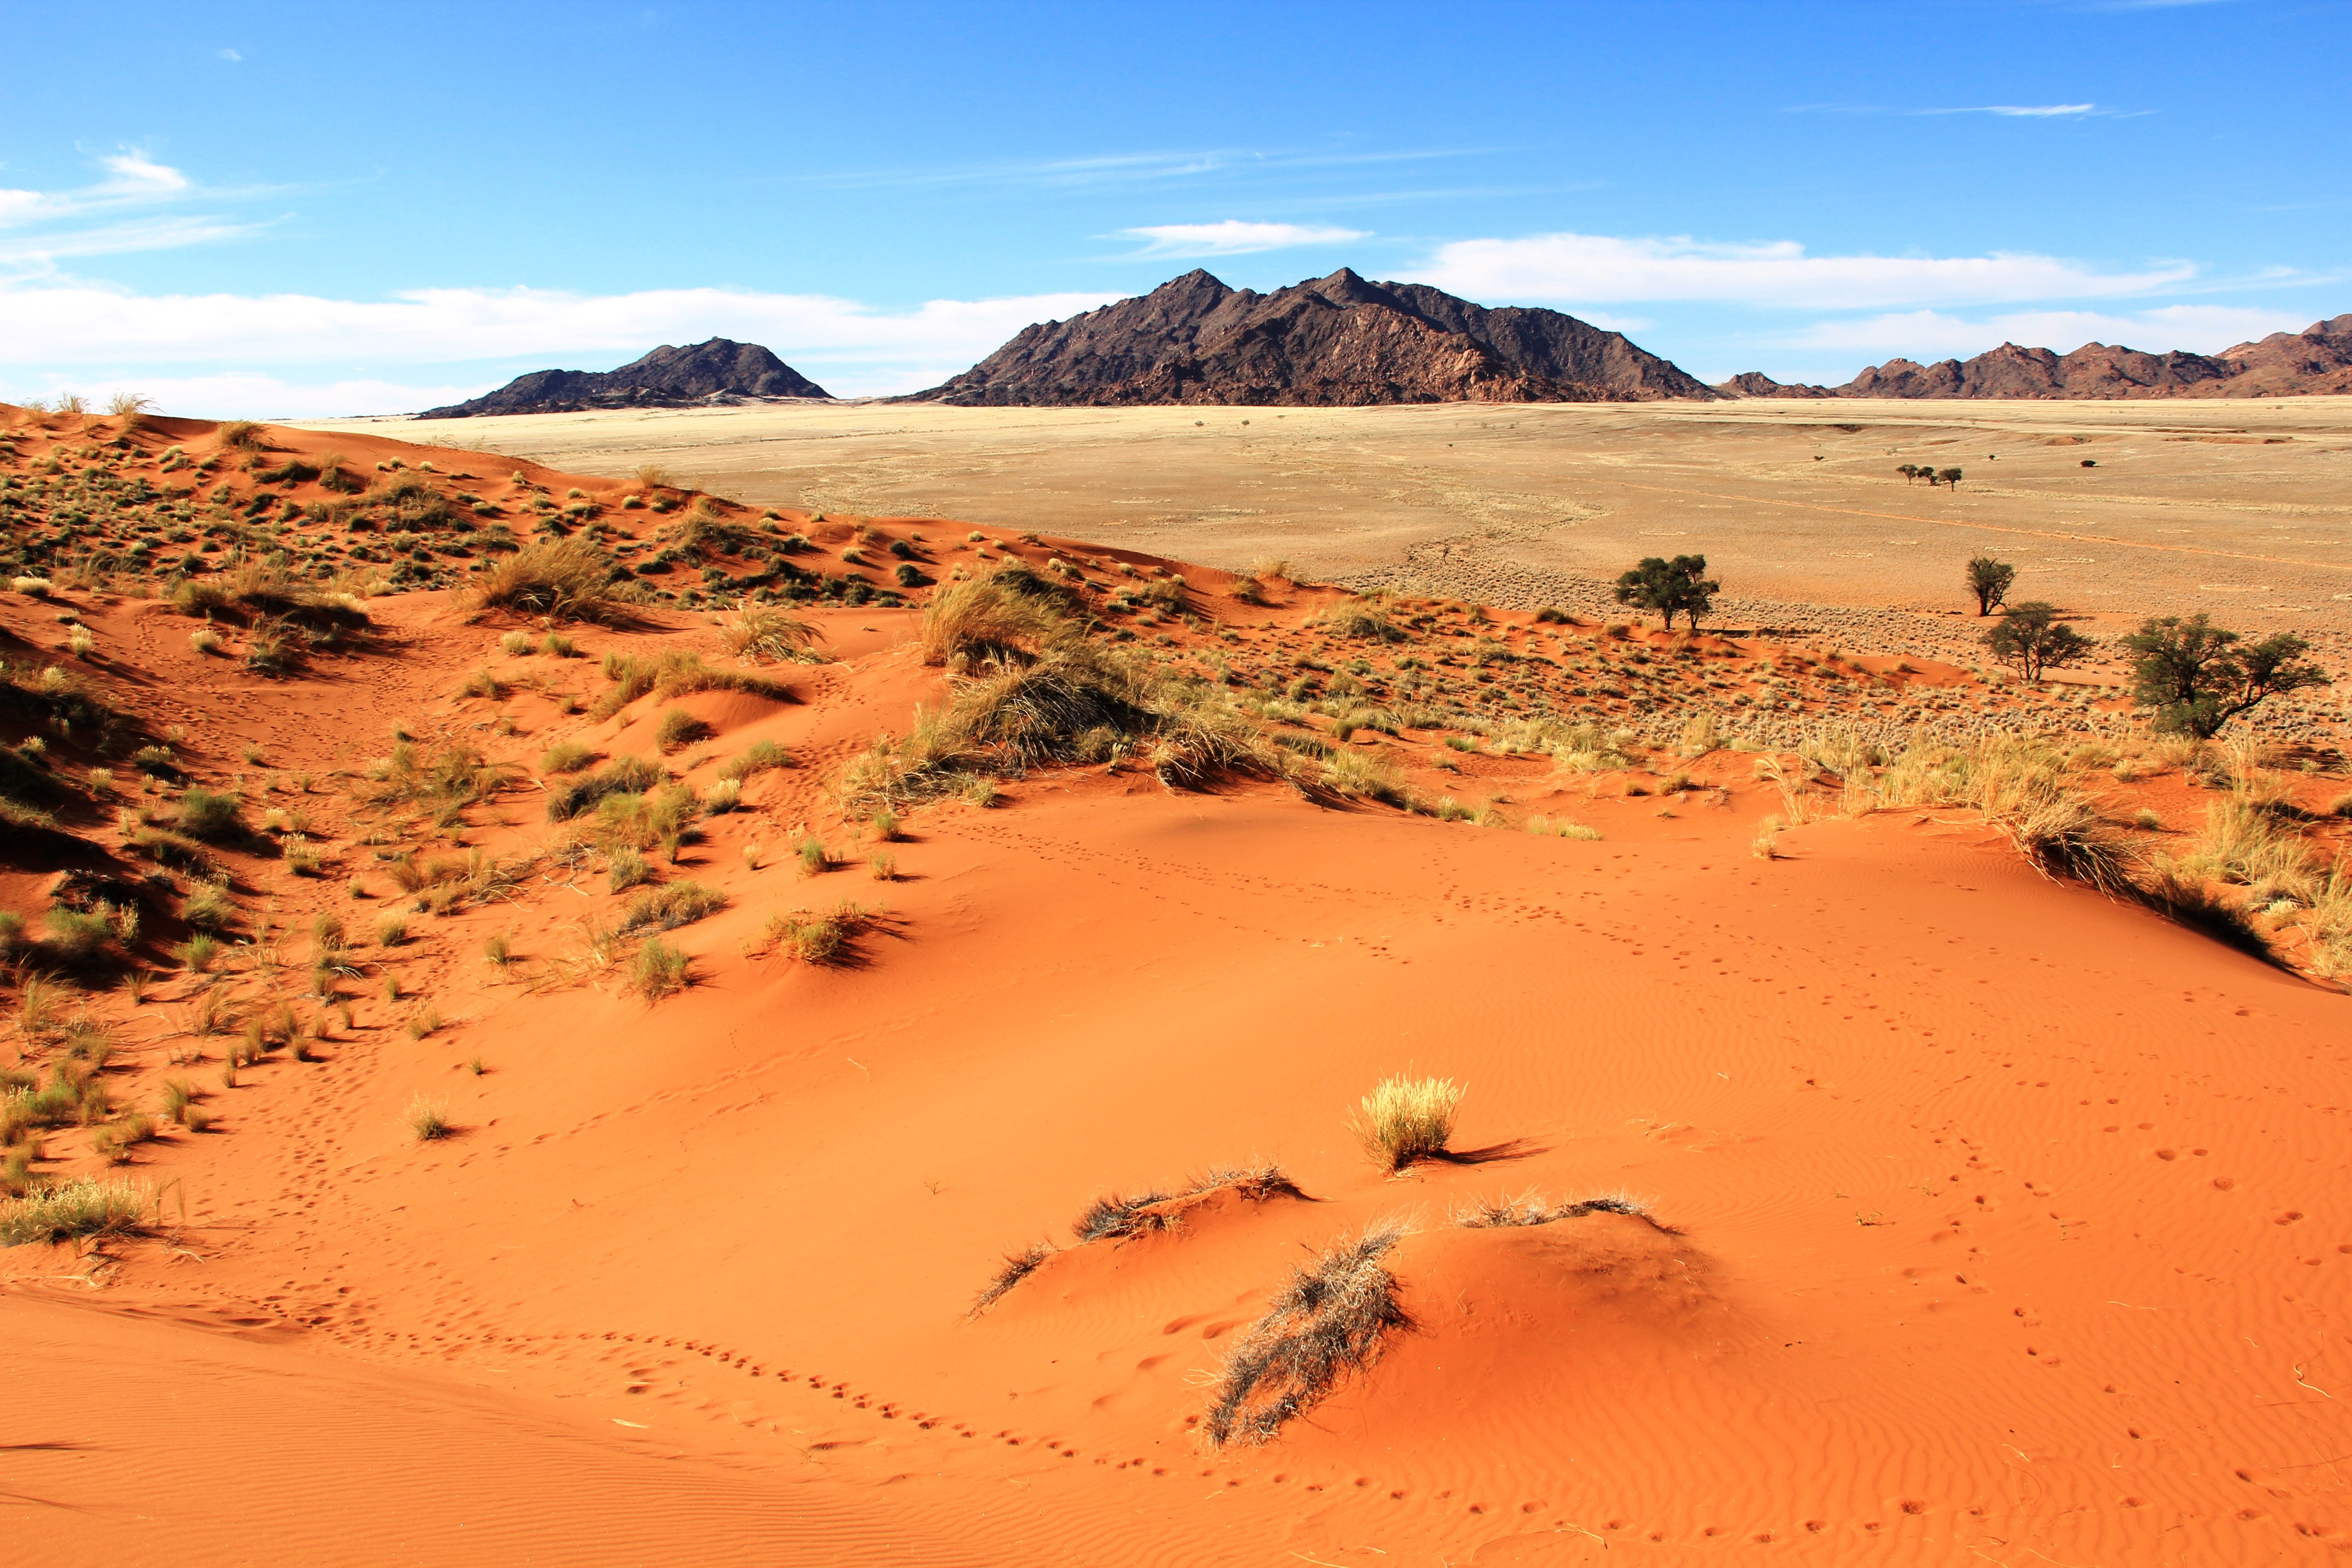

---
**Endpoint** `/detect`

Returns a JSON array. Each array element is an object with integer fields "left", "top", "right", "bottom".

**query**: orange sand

[{"left": 4, "top": 412, "right": 2350, "bottom": 1566}]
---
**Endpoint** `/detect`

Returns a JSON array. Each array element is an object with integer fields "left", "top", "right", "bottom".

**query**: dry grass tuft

[
  {"left": 0, "top": 1176, "right": 151, "bottom": 1246},
  {"left": 1348, "top": 1075, "right": 1462, "bottom": 1171},
  {"left": 617, "top": 880, "right": 726, "bottom": 934},
  {"left": 1451, "top": 1189, "right": 1654, "bottom": 1228},
  {"left": 629, "top": 936, "right": 692, "bottom": 1001},
  {"left": 918, "top": 566, "right": 1079, "bottom": 666},
  {"left": 718, "top": 603, "right": 818, "bottom": 663},
  {"left": 403, "top": 1095, "right": 452, "bottom": 1142},
  {"left": 1997, "top": 794, "right": 2138, "bottom": 897},
  {"left": 970, "top": 1240, "right": 1054, "bottom": 1314},
  {"left": 1202, "top": 1223, "right": 1410, "bottom": 1447},
  {"left": 468, "top": 538, "right": 627, "bottom": 623},
  {"left": 764, "top": 902, "right": 874, "bottom": 965}
]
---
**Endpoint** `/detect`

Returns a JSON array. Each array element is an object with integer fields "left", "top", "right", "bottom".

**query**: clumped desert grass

[
  {"left": 545, "top": 754, "right": 663, "bottom": 821},
  {"left": 796, "top": 835, "right": 832, "bottom": 876},
  {"left": 629, "top": 936, "right": 692, "bottom": 1000},
  {"left": 366, "top": 741, "right": 516, "bottom": 812},
  {"left": 619, "top": 880, "right": 726, "bottom": 934},
  {"left": 1319, "top": 745, "right": 1408, "bottom": 806},
  {"left": 0, "top": 1176, "right": 151, "bottom": 1246},
  {"left": 1202, "top": 1223, "right": 1409, "bottom": 1447},
  {"left": 593, "top": 649, "right": 791, "bottom": 721},
  {"left": 1998, "top": 794, "right": 2137, "bottom": 896},
  {"left": 718, "top": 603, "right": 818, "bottom": 662},
  {"left": 1348, "top": 1075, "right": 1463, "bottom": 1171},
  {"left": 654, "top": 707, "right": 712, "bottom": 754},
  {"left": 764, "top": 902, "right": 874, "bottom": 965},
  {"left": 1751, "top": 813, "right": 1784, "bottom": 860},
  {"left": 181, "top": 881, "right": 235, "bottom": 931},
  {"left": 868, "top": 851, "right": 897, "bottom": 881},
  {"left": 1451, "top": 1190, "right": 1653, "bottom": 1228},
  {"left": 1072, "top": 1163, "right": 1299, "bottom": 1244},
  {"left": 606, "top": 844, "right": 651, "bottom": 892},
  {"left": 970, "top": 1240, "right": 1055, "bottom": 1313},
  {"left": 919, "top": 566, "right": 1078, "bottom": 666},
  {"left": 177, "top": 785, "right": 246, "bottom": 841},
  {"left": 717, "top": 738, "right": 791, "bottom": 782},
  {"left": 468, "top": 538, "right": 626, "bottom": 622},
  {"left": 538, "top": 740, "right": 596, "bottom": 776},
  {"left": 404, "top": 1095, "right": 452, "bottom": 1142},
  {"left": 2137, "top": 864, "right": 2277, "bottom": 962}
]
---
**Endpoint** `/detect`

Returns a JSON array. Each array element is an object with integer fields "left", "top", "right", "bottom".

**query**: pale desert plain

[{"left": 1, "top": 392, "right": 2350, "bottom": 1568}]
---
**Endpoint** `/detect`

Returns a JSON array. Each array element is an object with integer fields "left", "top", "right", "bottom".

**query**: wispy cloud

[
  {"left": 1788, "top": 103, "right": 2116, "bottom": 118},
  {"left": 0, "top": 150, "right": 266, "bottom": 269},
  {"left": 1976, "top": 103, "right": 2097, "bottom": 117},
  {"left": 1122, "top": 220, "right": 1369, "bottom": 258},
  {"left": 781, "top": 144, "right": 1486, "bottom": 195},
  {"left": 1407, "top": 231, "right": 2196, "bottom": 310}
]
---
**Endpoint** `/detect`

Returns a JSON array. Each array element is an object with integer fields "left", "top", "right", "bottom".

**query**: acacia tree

[
  {"left": 1965, "top": 555, "right": 2016, "bottom": 616},
  {"left": 1897, "top": 464, "right": 1921, "bottom": 485},
  {"left": 1985, "top": 602, "right": 2093, "bottom": 681},
  {"left": 1938, "top": 467, "right": 1964, "bottom": 489},
  {"left": 2119, "top": 614, "right": 2329, "bottom": 738},
  {"left": 1613, "top": 554, "right": 1720, "bottom": 632}
]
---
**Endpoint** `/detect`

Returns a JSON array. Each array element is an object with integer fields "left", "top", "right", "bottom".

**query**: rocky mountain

[
  {"left": 1719, "top": 314, "right": 2352, "bottom": 400},
  {"left": 419, "top": 338, "right": 830, "bottom": 418},
  {"left": 902, "top": 268, "right": 1716, "bottom": 407}
]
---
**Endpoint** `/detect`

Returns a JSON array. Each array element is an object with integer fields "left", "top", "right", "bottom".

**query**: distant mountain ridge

[
  {"left": 419, "top": 338, "right": 830, "bottom": 418},
  {"left": 1719, "top": 314, "right": 2352, "bottom": 400},
  {"left": 901, "top": 268, "right": 1717, "bottom": 407}
]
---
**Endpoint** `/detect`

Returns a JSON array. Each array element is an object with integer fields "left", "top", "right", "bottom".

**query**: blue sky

[{"left": 1, "top": 0, "right": 2345, "bottom": 414}]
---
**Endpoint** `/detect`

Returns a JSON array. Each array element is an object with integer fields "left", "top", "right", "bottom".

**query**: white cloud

[
  {"left": 218, "top": 48, "right": 242, "bottom": 62},
  {"left": 0, "top": 371, "right": 496, "bottom": 421},
  {"left": 1777, "top": 304, "right": 2313, "bottom": 361},
  {"left": 0, "top": 280, "right": 1127, "bottom": 409},
  {"left": 0, "top": 151, "right": 198, "bottom": 227},
  {"left": 0, "top": 282, "right": 1119, "bottom": 368},
  {"left": 1919, "top": 103, "right": 2100, "bottom": 118},
  {"left": 99, "top": 153, "right": 190, "bottom": 192},
  {"left": 1122, "top": 220, "right": 1371, "bottom": 257},
  {"left": 1407, "top": 231, "right": 2196, "bottom": 309}
]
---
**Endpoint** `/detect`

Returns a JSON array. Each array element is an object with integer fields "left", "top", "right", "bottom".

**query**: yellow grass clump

[{"left": 1348, "top": 1075, "right": 1463, "bottom": 1171}]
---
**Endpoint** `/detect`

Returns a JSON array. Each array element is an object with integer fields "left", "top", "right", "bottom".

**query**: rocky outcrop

[
  {"left": 1718, "top": 314, "right": 2352, "bottom": 401},
  {"left": 902, "top": 268, "right": 1716, "bottom": 407},
  {"left": 419, "top": 339, "right": 830, "bottom": 418},
  {"left": 1714, "top": 371, "right": 1837, "bottom": 399}
]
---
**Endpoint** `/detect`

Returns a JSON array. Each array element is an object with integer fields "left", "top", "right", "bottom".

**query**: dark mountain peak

[
  {"left": 900, "top": 269, "right": 1716, "bottom": 407},
  {"left": 419, "top": 336, "right": 830, "bottom": 419}
]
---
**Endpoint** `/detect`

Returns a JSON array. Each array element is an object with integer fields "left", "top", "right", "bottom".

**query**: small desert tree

[
  {"left": 1985, "top": 602, "right": 2093, "bottom": 682},
  {"left": 2118, "top": 613, "right": 2329, "bottom": 738},
  {"left": 1965, "top": 555, "right": 2016, "bottom": 616},
  {"left": 1938, "top": 467, "right": 1964, "bottom": 489},
  {"left": 1613, "top": 554, "right": 1720, "bottom": 633},
  {"left": 1897, "top": 464, "right": 1921, "bottom": 485}
]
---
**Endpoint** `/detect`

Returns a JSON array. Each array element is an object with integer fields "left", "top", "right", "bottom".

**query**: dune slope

[{"left": 5, "top": 404, "right": 2352, "bottom": 1565}]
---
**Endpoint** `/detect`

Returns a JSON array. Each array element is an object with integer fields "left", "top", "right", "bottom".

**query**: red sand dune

[{"left": 4, "top": 409, "right": 2351, "bottom": 1565}]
